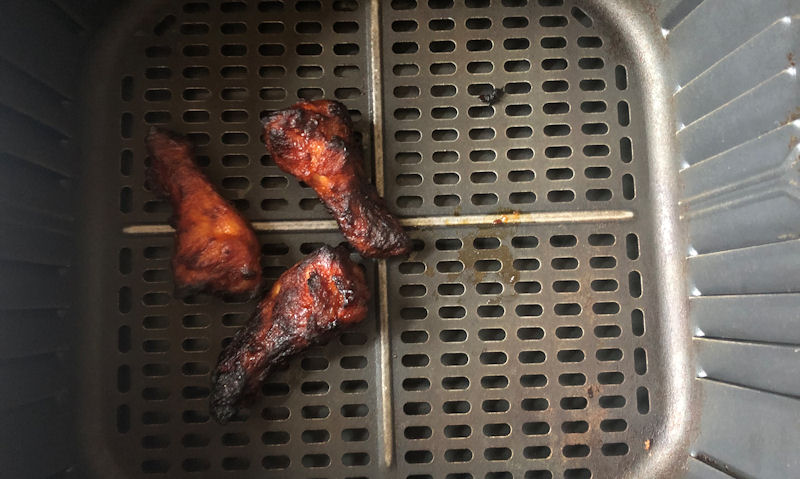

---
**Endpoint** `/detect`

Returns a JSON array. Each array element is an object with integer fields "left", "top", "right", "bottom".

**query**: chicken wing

[
  {"left": 264, "top": 100, "right": 411, "bottom": 258},
  {"left": 146, "top": 127, "right": 262, "bottom": 299},
  {"left": 209, "top": 244, "right": 369, "bottom": 424}
]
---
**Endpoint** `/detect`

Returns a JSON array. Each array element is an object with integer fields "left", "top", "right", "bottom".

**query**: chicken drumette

[
  {"left": 264, "top": 100, "right": 411, "bottom": 258},
  {"left": 146, "top": 127, "right": 262, "bottom": 299},
  {"left": 209, "top": 245, "right": 369, "bottom": 424}
]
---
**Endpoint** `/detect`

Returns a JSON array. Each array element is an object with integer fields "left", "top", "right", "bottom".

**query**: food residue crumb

[
  {"left": 478, "top": 87, "right": 504, "bottom": 105},
  {"left": 644, "top": 439, "right": 651, "bottom": 451}
]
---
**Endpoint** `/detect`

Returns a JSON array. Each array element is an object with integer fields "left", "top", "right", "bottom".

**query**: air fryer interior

[{"left": 2, "top": 0, "right": 799, "bottom": 478}]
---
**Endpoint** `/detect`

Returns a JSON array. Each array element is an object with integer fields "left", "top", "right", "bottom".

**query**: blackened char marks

[
  {"left": 325, "top": 98, "right": 351, "bottom": 123},
  {"left": 332, "top": 274, "right": 356, "bottom": 306},
  {"left": 209, "top": 245, "right": 369, "bottom": 424},
  {"left": 264, "top": 99, "right": 411, "bottom": 258},
  {"left": 145, "top": 127, "right": 262, "bottom": 299}
]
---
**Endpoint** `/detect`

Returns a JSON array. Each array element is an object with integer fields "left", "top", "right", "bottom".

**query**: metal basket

[{"left": 1, "top": 0, "right": 798, "bottom": 478}]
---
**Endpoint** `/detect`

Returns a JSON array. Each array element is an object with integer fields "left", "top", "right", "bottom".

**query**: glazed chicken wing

[
  {"left": 146, "top": 127, "right": 262, "bottom": 299},
  {"left": 210, "top": 244, "right": 369, "bottom": 424},
  {"left": 264, "top": 100, "right": 411, "bottom": 258}
]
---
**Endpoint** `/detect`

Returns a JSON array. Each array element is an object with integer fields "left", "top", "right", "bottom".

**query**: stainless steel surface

[
  {"left": 670, "top": 1, "right": 800, "bottom": 477},
  {"left": 380, "top": 1, "right": 685, "bottom": 478},
  {"left": 121, "top": 209, "right": 637, "bottom": 234},
  {"left": 77, "top": 0, "right": 692, "bottom": 477}
]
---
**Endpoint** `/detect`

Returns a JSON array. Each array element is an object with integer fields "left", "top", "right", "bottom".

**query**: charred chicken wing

[
  {"left": 264, "top": 100, "right": 411, "bottom": 258},
  {"left": 210, "top": 244, "right": 369, "bottom": 424},
  {"left": 146, "top": 127, "right": 262, "bottom": 299}
]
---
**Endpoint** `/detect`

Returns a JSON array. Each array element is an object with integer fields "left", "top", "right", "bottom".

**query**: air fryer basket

[{"left": 2, "top": 0, "right": 799, "bottom": 478}]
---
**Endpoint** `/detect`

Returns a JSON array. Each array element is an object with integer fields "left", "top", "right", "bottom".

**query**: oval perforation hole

[{"left": 341, "top": 378, "right": 368, "bottom": 392}]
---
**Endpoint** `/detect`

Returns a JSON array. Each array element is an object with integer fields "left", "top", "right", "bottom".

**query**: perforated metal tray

[{"left": 76, "top": 1, "right": 689, "bottom": 477}]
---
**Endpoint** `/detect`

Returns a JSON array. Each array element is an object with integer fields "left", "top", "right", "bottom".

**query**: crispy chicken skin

[
  {"left": 209, "top": 245, "right": 369, "bottom": 424},
  {"left": 264, "top": 100, "right": 411, "bottom": 258},
  {"left": 146, "top": 127, "right": 262, "bottom": 299}
]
